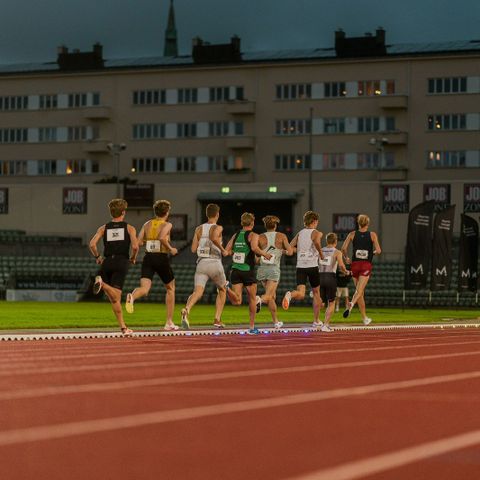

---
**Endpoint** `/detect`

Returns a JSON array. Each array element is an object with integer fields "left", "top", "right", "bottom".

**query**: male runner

[
  {"left": 181, "top": 203, "right": 228, "bottom": 329},
  {"left": 318, "top": 232, "right": 350, "bottom": 332},
  {"left": 341, "top": 214, "right": 382, "bottom": 325},
  {"left": 282, "top": 211, "right": 324, "bottom": 327},
  {"left": 125, "top": 199, "right": 179, "bottom": 331},
  {"left": 89, "top": 198, "right": 138, "bottom": 336},
  {"left": 256, "top": 215, "right": 293, "bottom": 328},
  {"left": 225, "top": 212, "right": 272, "bottom": 334}
]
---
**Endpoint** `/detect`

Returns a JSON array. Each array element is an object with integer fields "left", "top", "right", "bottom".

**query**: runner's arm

[
  {"left": 289, "top": 233, "right": 298, "bottom": 253},
  {"left": 335, "top": 250, "right": 349, "bottom": 275},
  {"left": 224, "top": 234, "right": 236, "bottom": 256},
  {"left": 127, "top": 225, "right": 139, "bottom": 263},
  {"left": 371, "top": 232, "right": 382, "bottom": 255},
  {"left": 250, "top": 232, "right": 272, "bottom": 259},
  {"left": 282, "top": 234, "right": 294, "bottom": 256},
  {"left": 210, "top": 225, "right": 228, "bottom": 256},
  {"left": 341, "top": 231, "right": 354, "bottom": 261},
  {"left": 137, "top": 225, "right": 146, "bottom": 247},
  {"left": 159, "top": 223, "right": 178, "bottom": 255},
  {"left": 88, "top": 225, "right": 105, "bottom": 263},
  {"left": 312, "top": 230, "right": 324, "bottom": 260},
  {"left": 191, "top": 226, "right": 201, "bottom": 253}
]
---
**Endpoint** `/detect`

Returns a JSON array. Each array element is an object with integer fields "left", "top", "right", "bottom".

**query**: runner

[
  {"left": 341, "top": 214, "right": 382, "bottom": 325},
  {"left": 181, "top": 203, "right": 229, "bottom": 330},
  {"left": 335, "top": 261, "right": 351, "bottom": 312},
  {"left": 225, "top": 212, "right": 272, "bottom": 335},
  {"left": 318, "top": 232, "right": 350, "bottom": 332},
  {"left": 256, "top": 215, "right": 294, "bottom": 329},
  {"left": 282, "top": 211, "right": 324, "bottom": 327},
  {"left": 89, "top": 198, "right": 138, "bottom": 336},
  {"left": 125, "top": 199, "right": 179, "bottom": 331}
]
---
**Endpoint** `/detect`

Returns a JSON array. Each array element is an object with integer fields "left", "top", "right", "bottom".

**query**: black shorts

[
  {"left": 320, "top": 273, "right": 337, "bottom": 302},
  {"left": 296, "top": 267, "right": 320, "bottom": 289},
  {"left": 230, "top": 268, "right": 257, "bottom": 286},
  {"left": 100, "top": 256, "right": 129, "bottom": 290},
  {"left": 141, "top": 253, "right": 175, "bottom": 285}
]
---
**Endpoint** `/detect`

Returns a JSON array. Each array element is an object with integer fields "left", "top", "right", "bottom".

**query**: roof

[{"left": 1, "top": 39, "right": 479, "bottom": 75}]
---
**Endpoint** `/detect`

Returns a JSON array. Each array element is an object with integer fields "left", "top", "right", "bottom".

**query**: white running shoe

[
  {"left": 181, "top": 308, "right": 190, "bottom": 330},
  {"left": 312, "top": 320, "right": 324, "bottom": 328},
  {"left": 282, "top": 291, "right": 291, "bottom": 310},
  {"left": 125, "top": 293, "right": 134, "bottom": 314},
  {"left": 274, "top": 321, "right": 283, "bottom": 329},
  {"left": 121, "top": 327, "right": 133, "bottom": 337},
  {"left": 363, "top": 317, "right": 372, "bottom": 326},
  {"left": 255, "top": 295, "right": 262, "bottom": 314},
  {"left": 93, "top": 275, "right": 103, "bottom": 295},
  {"left": 321, "top": 324, "right": 333, "bottom": 332}
]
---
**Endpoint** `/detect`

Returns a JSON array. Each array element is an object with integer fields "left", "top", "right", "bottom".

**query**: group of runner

[{"left": 89, "top": 198, "right": 381, "bottom": 336}]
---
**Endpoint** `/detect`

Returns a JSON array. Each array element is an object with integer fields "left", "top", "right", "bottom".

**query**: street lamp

[
  {"left": 308, "top": 107, "right": 314, "bottom": 211},
  {"left": 107, "top": 143, "right": 126, "bottom": 197},
  {"left": 369, "top": 136, "right": 389, "bottom": 241}
]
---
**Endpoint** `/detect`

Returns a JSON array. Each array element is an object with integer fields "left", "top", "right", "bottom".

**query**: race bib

[
  {"left": 233, "top": 252, "right": 245, "bottom": 264},
  {"left": 146, "top": 240, "right": 161, "bottom": 253},
  {"left": 355, "top": 249, "right": 369, "bottom": 260},
  {"left": 319, "top": 256, "right": 332, "bottom": 266},
  {"left": 107, "top": 228, "right": 124, "bottom": 242},
  {"left": 299, "top": 251, "right": 315, "bottom": 260},
  {"left": 197, "top": 246, "right": 211, "bottom": 258},
  {"left": 261, "top": 253, "right": 275, "bottom": 265}
]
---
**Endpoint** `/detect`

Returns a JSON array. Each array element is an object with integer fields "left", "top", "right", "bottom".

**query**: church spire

[{"left": 164, "top": 0, "right": 178, "bottom": 57}]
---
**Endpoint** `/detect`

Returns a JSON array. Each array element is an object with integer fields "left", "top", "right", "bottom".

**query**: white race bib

[
  {"left": 146, "top": 240, "right": 161, "bottom": 253},
  {"left": 299, "top": 251, "right": 315, "bottom": 260},
  {"left": 197, "top": 246, "right": 211, "bottom": 258},
  {"left": 355, "top": 249, "right": 369, "bottom": 260},
  {"left": 319, "top": 256, "right": 332, "bottom": 266},
  {"left": 261, "top": 253, "right": 275, "bottom": 265},
  {"left": 107, "top": 228, "right": 125, "bottom": 242},
  {"left": 233, "top": 252, "right": 245, "bottom": 264}
]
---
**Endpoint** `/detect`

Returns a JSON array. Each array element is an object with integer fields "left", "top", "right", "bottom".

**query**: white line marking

[
  {"left": 0, "top": 370, "right": 480, "bottom": 446},
  {"left": 1, "top": 349, "right": 480, "bottom": 401}
]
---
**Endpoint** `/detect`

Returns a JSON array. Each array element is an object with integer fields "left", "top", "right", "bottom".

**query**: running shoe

[
  {"left": 282, "top": 291, "right": 291, "bottom": 310},
  {"left": 247, "top": 328, "right": 260, "bottom": 335},
  {"left": 121, "top": 327, "right": 134, "bottom": 337},
  {"left": 274, "top": 321, "right": 283, "bottom": 329},
  {"left": 164, "top": 324, "right": 180, "bottom": 331},
  {"left": 343, "top": 302, "right": 353, "bottom": 319},
  {"left": 181, "top": 308, "right": 190, "bottom": 330},
  {"left": 320, "top": 324, "right": 333, "bottom": 333},
  {"left": 312, "top": 320, "right": 324, "bottom": 328},
  {"left": 93, "top": 275, "right": 103, "bottom": 295},
  {"left": 363, "top": 317, "right": 372, "bottom": 326},
  {"left": 255, "top": 295, "right": 262, "bottom": 313},
  {"left": 125, "top": 293, "right": 134, "bottom": 314},
  {"left": 213, "top": 321, "right": 226, "bottom": 329}
]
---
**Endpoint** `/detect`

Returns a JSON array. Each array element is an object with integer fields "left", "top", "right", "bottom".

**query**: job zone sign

[
  {"left": 423, "top": 184, "right": 450, "bottom": 212},
  {"left": 464, "top": 184, "right": 480, "bottom": 213},
  {"left": 63, "top": 187, "right": 88, "bottom": 214},
  {"left": 333, "top": 213, "right": 358, "bottom": 240},
  {"left": 383, "top": 184, "right": 409, "bottom": 213}
]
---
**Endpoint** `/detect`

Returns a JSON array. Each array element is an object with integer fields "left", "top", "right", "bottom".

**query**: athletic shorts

[
  {"left": 100, "top": 256, "right": 129, "bottom": 290},
  {"left": 256, "top": 265, "right": 281, "bottom": 283},
  {"left": 230, "top": 268, "right": 257, "bottom": 286},
  {"left": 320, "top": 273, "right": 337, "bottom": 302},
  {"left": 351, "top": 261, "right": 372, "bottom": 279},
  {"left": 141, "top": 253, "right": 175, "bottom": 284},
  {"left": 194, "top": 259, "right": 226, "bottom": 288},
  {"left": 296, "top": 267, "right": 320, "bottom": 289},
  {"left": 336, "top": 287, "right": 349, "bottom": 298}
]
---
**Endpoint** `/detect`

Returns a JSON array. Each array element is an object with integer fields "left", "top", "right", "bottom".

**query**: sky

[{"left": 0, "top": 0, "right": 479, "bottom": 64}]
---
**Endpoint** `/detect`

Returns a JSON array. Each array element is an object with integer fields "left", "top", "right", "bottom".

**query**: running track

[{"left": 1, "top": 327, "right": 480, "bottom": 479}]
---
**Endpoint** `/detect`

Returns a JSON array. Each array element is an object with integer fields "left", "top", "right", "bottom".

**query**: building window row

[
  {"left": 0, "top": 128, "right": 28, "bottom": 143},
  {"left": 0, "top": 96, "right": 28, "bottom": 111},
  {"left": 428, "top": 77, "right": 467, "bottom": 94},
  {"left": 131, "top": 155, "right": 242, "bottom": 173},
  {"left": 276, "top": 119, "right": 311, "bottom": 135},
  {"left": 0, "top": 158, "right": 98, "bottom": 176},
  {"left": 0, "top": 92, "right": 100, "bottom": 111},
  {"left": 428, "top": 114, "right": 466, "bottom": 130},
  {"left": 427, "top": 150, "right": 480, "bottom": 168},
  {"left": 133, "top": 121, "right": 244, "bottom": 139}
]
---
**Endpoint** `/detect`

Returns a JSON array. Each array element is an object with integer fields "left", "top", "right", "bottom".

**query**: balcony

[
  {"left": 384, "top": 131, "right": 408, "bottom": 145},
  {"left": 378, "top": 95, "right": 408, "bottom": 110},
  {"left": 225, "top": 100, "right": 256, "bottom": 115},
  {"left": 82, "top": 106, "right": 111, "bottom": 120},
  {"left": 225, "top": 136, "right": 255, "bottom": 150},
  {"left": 377, "top": 167, "right": 408, "bottom": 181},
  {"left": 82, "top": 140, "right": 109, "bottom": 153}
]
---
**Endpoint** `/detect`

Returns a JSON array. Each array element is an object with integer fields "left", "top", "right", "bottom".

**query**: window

[
  {"left": 322, "top": 153, "right": 345, "bottom": 170},
  {"left": 275, "top": 83, "right": 312, "bottom": 100},
  {"left": 133, "top": 89, "right": 166, "bottom": 105},
  {"left": 209, "top": 122, "right": 229, "bottom": 137},
  {"left": 0, "top": 160, "right": 27, "bottom": 176},
  {"left": 133, "top": 124, "right": 166, "bottom": 139},
  {"left": 323, "top": 118, "right": 345, "bottom": 134},
  {"left": 92, "top": 93, "right": 100, "bottom": 106},
  {"left": 427, "top": 114, "right": 467, "bottom": 131},
  {"left": 275, "top": 119, "right": 311, "bottom": 135},
  {"left": 37, "top": 160, "right": 57, "bottom": 175},
  {"left": 358, "top": 80, "right": 381, "bottom": 96},
  {"left": 0, "top": 128, "right": 28, "bottom": 143},
  {"left": 178, "top": 88, "right": 198, "bottom": 104},
  {"left": 208, "top": 156, "right": 229, "bottom": 172},
  {"left": 324, "top": 82, "right": 346, "bottom": 98},
  {"left": 177, "top": 123, "right": 197, "bottom": 138},
  {"left": 274, "top": 154, "right": 311, "bottom": 170},
  {"left": 0, "top": 95, "right": 28, "bottom": 111},
  {"left": 68, "top": 126, "right": 88, "bottom": 141},
  {"left": 132, "top": 157, "right": 166, "bottom": 173},
  {"left": 38, "top": 127, "right": 57, "bottom": 143},
  {"left": 358, "top": 117, "right": 381, "bottom": 133},
  {"left": 39, "top": 95, "right": 58, "bottom": 109},
  {"left": 68, "top": 93, "right": 88, "bottom": 108},
  {"left": 427, "top": 77, "right": 467, "bottom": 94},
  {"left": 357, "top": 152, "right": 395, "bottom": 169},
  {"left": 427, "top": 150, "right": 467, "bottom": 168},
  {"left": 234, "top": 122, "right": 244, "bottom": 135},
  {"left": 66, "top": 159, "right": 89, "bottom": 174},
  {"left": 176, "top": 157, "right": 196, "bottom": 172}
]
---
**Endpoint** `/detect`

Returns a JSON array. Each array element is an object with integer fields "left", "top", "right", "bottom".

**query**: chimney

[
  {"left": 93, "top": 42, "right": 103, "bottom": 58},
  {"left": 376, "top": 27, "right": 386, "bottom": 45},
  {"left": 231, "top": 35, "right": 241, "bottom": 52}
]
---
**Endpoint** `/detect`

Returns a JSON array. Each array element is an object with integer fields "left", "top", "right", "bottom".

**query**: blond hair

[
  {"left": 326, "top": 232, "right": 337, "bottom": 245},
  {"left": 303, "top": 211, "right": 319, "bottom": 227},
  {"left": 153, "top": 200, "right": 171, "bottom": 217},
  {"left": 206, "top": 203, "right": 220, "bottom": 219},
  {"left": 357, "top": 214, "right": 370, "bottom": 228},
  {"left": 241, "top": 212, "right": 255, "bottom": 227},
  {"left": 108, "top": 198, "right": 128, "bottom": 218},
  {"left": 262, "top": 215, "right": 280, "bottom": 230}
]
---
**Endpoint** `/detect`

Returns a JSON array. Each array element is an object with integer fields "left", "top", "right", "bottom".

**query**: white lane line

[
  {"left": 0, "top": 370, "right": 480, "bottom": 447},
  {"left": 287, "top": 429, "right": 480, "bottom": 480},
  {"left": 1, "top": 349, "right": 480, "bottom": 401},
  {"left": 1, "top": 339, "right": 480, "bottom": 378}
]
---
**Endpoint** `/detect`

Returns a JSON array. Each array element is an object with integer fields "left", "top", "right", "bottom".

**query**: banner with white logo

[
  {"left": 124, "top": 184, "right": 154, "bottom": 208},
  {"left": 382, "top": 184, "right": 409, "bottom": 214},
  {"left": 0, "top": 188, "right": 8, "bottom": 214},
  {"left": 404, "top": 201, "right": 435, "bottom": 289},
  {"left": 423, "top": 184, "right": 451, "bottom": 212},
  {"left": 430, "top": 205, "right": 455, "bottom": 291},
  {"left": 458, "top": 214, "right": 478, "bottom": 292},
  {"left": 63, "top": 188, "right": 87, "bottom": 214},
  {"left": 463, "top": 184, "right": 480, "bottom": 213},
  {"left": 332, "top": 213, "right": 358, "bottom": 241}
]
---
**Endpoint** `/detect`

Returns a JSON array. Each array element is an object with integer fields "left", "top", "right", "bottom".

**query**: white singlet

[{"left": 296, "top": 228, "right": 319, "bottom": 268}]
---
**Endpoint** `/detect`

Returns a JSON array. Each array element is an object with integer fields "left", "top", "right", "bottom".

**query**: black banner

[
  {"left": 464, "top": 184, "right": 480, "bottom": 213},
  {"left": 63, "top": 188, "right": 87, "bottom": 214},
  {"left": 332, "top": 213, "right": 358, "bottom": 241},
  {"left": 423, "top": 184, "right": 451, "bottom": 212},
  {"left": 0, "top": 188, "right": 8, "bottom": 214},
  {"left": 430, "top": 205, "right": 455, "bottom": 291},
  {"left": 124, "top": 184, "right": 154, "bottom": 208},
  {"left": 404, "top": 201, "right": 435, "bottom": 289},
  {"left": 169, "top": 214, "right": 188, "bottom": 241},
  {"left": 458, "top": 214, "right": 479, "bottom": 292},
  {"left": 382, "top": 184, "right": 409, "bottom": 213}
]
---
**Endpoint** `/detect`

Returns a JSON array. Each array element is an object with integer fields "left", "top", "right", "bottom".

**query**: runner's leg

[
  {"left": 245, "top": 283, "right": 258, "bottom": 329},
  {"left": 165, "top": 279, "right": 176, "bottom": 328}
]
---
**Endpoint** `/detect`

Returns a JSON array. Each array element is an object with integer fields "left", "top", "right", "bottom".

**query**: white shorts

[
  {"left": 336, "top": 287, "right": 349, "bottom": 298},
  {"left": 194, "top": 259, "right": 226, "bottom": 288}
]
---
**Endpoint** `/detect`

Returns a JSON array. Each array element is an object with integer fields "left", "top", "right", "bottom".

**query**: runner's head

[
  {"left": 108, "top": 198, "right": 128, "bottom": 219},
  {"left": 206, "top": 203, "right": 220, "bottom": 220},
  {"left": 303, "top": 211, "right": 319, "bottom": 228},
  {"left": 262, "top": 215, "right": 280, "bottom": 231},
  {"left": 326, "top": 232, "right": 337, "bottom": 247},
  {"left": 241, "top": 212, "right": 255, "bottom": 228},
  {"left": 153, "top": 200, "right": 171, "bottom": 218},
  {"left": 357, "top": 214, "right": 370, "bottom": 229}
]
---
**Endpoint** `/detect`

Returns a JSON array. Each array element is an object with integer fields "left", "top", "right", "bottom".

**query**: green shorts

[{"left": 256, "top": 265, "right": 281, "bottom": 283}]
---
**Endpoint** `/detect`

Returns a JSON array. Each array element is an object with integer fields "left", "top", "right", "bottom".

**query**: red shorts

[{"left": 351, "top": 261, "right": 372, "bottom": 279}]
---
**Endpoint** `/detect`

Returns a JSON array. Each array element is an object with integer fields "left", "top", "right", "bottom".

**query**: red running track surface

[{"left": 1, "top": 328, "right": 480, "bottom": 480}]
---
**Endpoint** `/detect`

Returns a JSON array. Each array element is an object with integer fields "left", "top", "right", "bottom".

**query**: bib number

[
  {"left": 299, "top": 251, "right": 315, "bottom": 260},
  {"left": 146, "top": 240, "right": 161, "bottom": 253},
  {"left": 107, "top": 228, "right": 124, "bottom": 242},
  {"left": 197, "top": 247, "right": 211, "bottom": 258},
  {"left": 261, "top": 253, "right": 275, "bottom": 265},
  {"left": 355, "top": 249, "right": 369, "bottom": 260},
  {"left": 319, "top": 256, "right": 332, "bottom": 266},
  {"left": 233, "top": 252, "right": 245, "bottom": 264}
]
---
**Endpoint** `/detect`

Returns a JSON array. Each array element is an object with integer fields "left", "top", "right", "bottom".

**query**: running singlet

[
  {"left": 259, "top": 231, "right": 283, "bottom": 267},
  {"left": 319, "top": 246, "right": 338, "bottom": 273},
  {"left": 145, "top": 219, "right": 169, "bottom": 254},
  {"left": 231, "top": 230, "right": 255, "bottom": 272},
  {"left": 103, "top": 221, "right": 130, "bottom": 257},
  {"left": 296, "top": 228, "right": 319, "bottom": 268},
  {"left": 352, "top": 230, "right": 374, "bottom": 263},
  {"left": 197, "top": 223, "right": 222, "bottom": 262}
]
